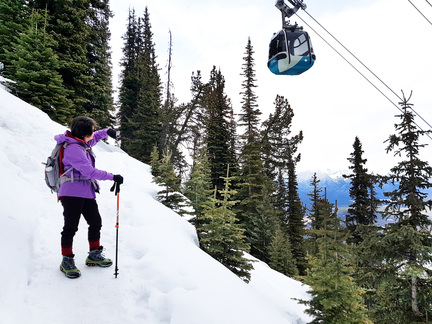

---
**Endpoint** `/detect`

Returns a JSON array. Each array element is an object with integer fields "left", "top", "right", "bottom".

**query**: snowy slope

[{"left": 0, "top": 87, "right": 312, "bottom": 324}]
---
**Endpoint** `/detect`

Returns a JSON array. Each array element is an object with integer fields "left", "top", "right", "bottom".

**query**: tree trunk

[{"left": 412, "top": 275, "right": 421, "bottom": 316}]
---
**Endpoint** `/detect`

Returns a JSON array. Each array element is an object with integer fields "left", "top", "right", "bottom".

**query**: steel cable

[{"left": 292, "top": 9, "right": 432, "bottom": 140}]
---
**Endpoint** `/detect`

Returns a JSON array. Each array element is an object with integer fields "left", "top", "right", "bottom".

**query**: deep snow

[{"left": 0, "top": 85, "right": 312, "bottom": 324}]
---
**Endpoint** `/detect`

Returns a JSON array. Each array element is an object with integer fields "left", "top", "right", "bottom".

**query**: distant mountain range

[
  {"left": 297, "top": 170, "right": 399, "bottom": 208},
  {"left": 296, "top": 170, "right": 432, "bottom": 223}
]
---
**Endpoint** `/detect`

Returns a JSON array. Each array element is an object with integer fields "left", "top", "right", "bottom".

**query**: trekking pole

[{"left": 114, "top": 192, "right": 120, "bottom": 278}]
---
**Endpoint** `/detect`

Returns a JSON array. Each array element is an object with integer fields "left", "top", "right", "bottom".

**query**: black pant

[{"left": 60, "top": 197, "right": 102, "bottom": 250}]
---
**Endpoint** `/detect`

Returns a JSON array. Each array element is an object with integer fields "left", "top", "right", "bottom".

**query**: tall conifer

[
  {"left": 153, "top": 150, "right": 186, "bottom": 216},
  {"left": 199, "top": 167, "right": 253, "bottom": 282},
  {"left": 183, "top": 146, "right": 212, "bottom": 227},
  {"left": 0, "top": 0, "right": 28, "bottom": 77},
  {"left": 85, "top": 0, "right": 114, "bottom": 127},
  {"left": 30, "top": 0, "right": 114, "bottom": 126},
  {"left": 202, "top": 66, "right": 236, "bottom": 191},
  {"left": 343, "top": 136, "right": 378, "bottom": 243},
  {"left": 118, "top": 8, "right": 140, "bottom": 151},
  {"left": 303, "top": 206, "right": 371, "bottom": 324},
  {"left": 235, "top": 39, "right": 277, "bottom": 263},
  {"left": 379, "top": 94, "right": 432, "bottom": 321},
  {"left": 118, "top": 7, "right": 162, "bottom": 163},
  {"left": 262, "top": 95, "right": 305, "bottom": 273},
  {"left": 6, "top": 8, "right": 72, "bottom": 124}
]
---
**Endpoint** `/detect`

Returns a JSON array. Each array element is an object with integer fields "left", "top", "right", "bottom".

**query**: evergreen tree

[
  {"left": 199, "top": 167, "right": 253, "bottom": 282},
  {"left": 31, "top": 0, "right": 92, "bottom": 117},
  {"left": 343, "top": 136, "right": 379, "bottom": 243},
  {"left": 0, "top": 0, "right": 28, "bottom": 78},
  {"left": 29, "top": 0, "right": 114, "bottom": 126},
  {"left": 261, "top": 95, "right": 303, "bottom": 179},
  {"left": 183, "top": 146, "right": 212, "bottom": 227},
  {"left": 6, "top": 8, "right": 73, "bottom": 124},
  {"left": 303, "top": 201, "right": 371, "bottom": 324},
  {"left": 378, "top": 93, "right": 432, "bottom": 322},
  {"left": 118, "top": 8, "right": 140, "bottom": 151},
  {"left": 234, "top": 40, "right": 278, "bottom": 263},
  {"left": 130, "top": 7, "right": 161, "bottom": 163},
  {"left": 269, "top": 226, "right": 298, "bottom": 277},
  {"left": 238, "top": 37, "right": 261, "bottom": 145},
  {"left": 260, "top": 95, "right": 305, "bottom": 271},
  {"left": 118, "top": 7, "right": 162, "bottom": 163},
  {"left": 202, "top": 66, "right": 237, "bottom": 191},
  {"left": 150, "top": 146, "right": 162, "bottom": 177},
  {"left": 173, "top": 70, "right": 207, "bottom": 167},
  {"left": 153, "top": 150, "right": 186, "bottom": 216},
  {"left": 84, "top": 0, "right": 114, "bottom": 127},
  {"left": 286, "top": 159, "right": 307, "bottom": 275},
  {"left": 306, "top": 175, "right": 334, "bottom": 257},
  {"left": 307, "top": 173, "right": 324, "bottom": 230},
  {"left": 246, "top": 184, "right": 279, "bottom": 263}
]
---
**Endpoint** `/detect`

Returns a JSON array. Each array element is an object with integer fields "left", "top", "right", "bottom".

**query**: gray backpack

[{"left": 43, "top": 142, "right": 92, "bottom": 193}]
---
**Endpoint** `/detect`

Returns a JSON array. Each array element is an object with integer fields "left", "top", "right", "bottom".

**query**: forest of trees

[{"left": 1, "top": 2, "right": 432, "bottom": 323}]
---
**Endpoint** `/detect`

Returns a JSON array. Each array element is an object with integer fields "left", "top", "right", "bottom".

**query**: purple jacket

[{"left": 54, "top": 129, "right": 114, "bottom": 199}]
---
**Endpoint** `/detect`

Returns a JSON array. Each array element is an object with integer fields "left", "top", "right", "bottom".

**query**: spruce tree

[
  {"left": 153, "top": 150, "right": 186, "bottom": 216},
  {"left": 343, "top": 136, "right": 379, "bottom": 243},
  {"left": 118, "top": 7, "right": 162, "bottom": 163},
  {"left": 31, "top": 0, "right": 93, "bottom": 118},
  {"left": 150, "top": 146, "right": 162, "bottom": 177},
  {"left": 261, "top": 95, "right": 305, "bottom": 272},
  {"left": 29, "top": 0, "right": 114, "bottom": 126},
  {"left": 130, "top": 7, "right": 161, "bottom": 163},
  {"left": 303, "top": 200, "right": 371, "bottom": 324},
  {"left": 261, "top": 95, "right": 303, "bottom": 178},
  {"left": 307, "top": 173, "right": 324, "bottom": 230},
  {"left": 199, "top": 166, "right": 253, "bottom": 282},
  {"left": 118, "top": 8, "right": 140, "bottom": 151},
  {"left": 306, "top": 175, "right": 332, "bottom": 257},
  {"left": 378, "top": 93, "right": 432, "bottom": 322},
  {"left": 84, "top": 0, "right": 114, "bottom": 127},
  {"left": 269, "top": 226, "right": 298, "bottom": 277},
  {"left": 238, "top": 37, "right": 261, "bottom": 144},
  {"left": 235, "top": 39, "right": 277, "bottom": 263},
  {"left": 6, "top": 8, "right": 73, "bottom": 124},
  {"left": 202, "top": 66, "right": 237, "bottom": 191},
  {"left": 183, "top": 146, "right": 212, "bottom": 227},
  {"left": 0, "top": 0, "right": 28, "bottom": 77},
  {"left": 286, "top": 159, "right": 307, "bottom": 275}
]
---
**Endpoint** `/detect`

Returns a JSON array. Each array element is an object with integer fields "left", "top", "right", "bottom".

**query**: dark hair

[{"left": 70, "top": 116, "right": 97, "bottom": 139}]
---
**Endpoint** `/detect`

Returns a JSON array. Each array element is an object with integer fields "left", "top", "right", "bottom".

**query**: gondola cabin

[{"left": 268, "top": 28, "right": 315, "bottom": 75}]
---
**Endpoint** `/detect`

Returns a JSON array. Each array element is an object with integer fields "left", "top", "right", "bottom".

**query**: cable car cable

[
  {"left": 407, "top": 0, "right": 432, "bottom": 26},
  {"left": 303, "top": 8, "right": 432, "bottom": 134},
  {"left": 302, "top": 10, "right": 403, "bottom": 102},
  {"left": 292, "top": 10, "right": 432, "bottom": 140},
  {"left": 292, "top": 12, "right": 404, "bottom": 109}
]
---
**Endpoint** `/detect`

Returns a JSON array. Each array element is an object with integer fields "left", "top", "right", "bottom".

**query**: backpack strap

[
  {"left": 58, "top": 143, "right": 67, "bottom": 176},
  {"left": 59, "top": 142, "right": 98, "bottom": 191}
]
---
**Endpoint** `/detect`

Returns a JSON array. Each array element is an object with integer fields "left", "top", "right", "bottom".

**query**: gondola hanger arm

[{"left": 275, "top": 0, "right": 307, "bottom": 19}]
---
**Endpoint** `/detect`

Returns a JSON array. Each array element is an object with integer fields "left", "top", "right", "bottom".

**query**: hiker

[{"left": 55, "top": 116, "right": 123, "bottom": 278}]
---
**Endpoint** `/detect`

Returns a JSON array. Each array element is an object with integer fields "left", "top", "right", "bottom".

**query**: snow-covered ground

[{"left": 0, "top": 85, "right": 312, "bottom": 324}]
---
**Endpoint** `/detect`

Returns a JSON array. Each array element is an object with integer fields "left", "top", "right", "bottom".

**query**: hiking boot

[
  {"left": 60, "top": 255, "right": 81, "bottom": 279},
  {"left": 85, "top": 246, "right": 113, "bottom": 267}
]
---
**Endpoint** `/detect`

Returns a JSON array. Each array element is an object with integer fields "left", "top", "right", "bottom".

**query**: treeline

[{"left": 2, "top": 3, "right": 432, "bottom": 323}]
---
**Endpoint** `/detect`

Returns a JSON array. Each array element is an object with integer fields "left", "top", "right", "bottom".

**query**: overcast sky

[{"left": 108, "top": 0, "right": 432, "bottom": 175}]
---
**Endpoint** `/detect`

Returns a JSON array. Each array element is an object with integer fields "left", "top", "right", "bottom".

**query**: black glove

[
  {"left": 110, "top": 174, "right": 123, "bottom": 195},
  {"left": 107, "top": 128, "right": 117, "bottom": 140}
]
